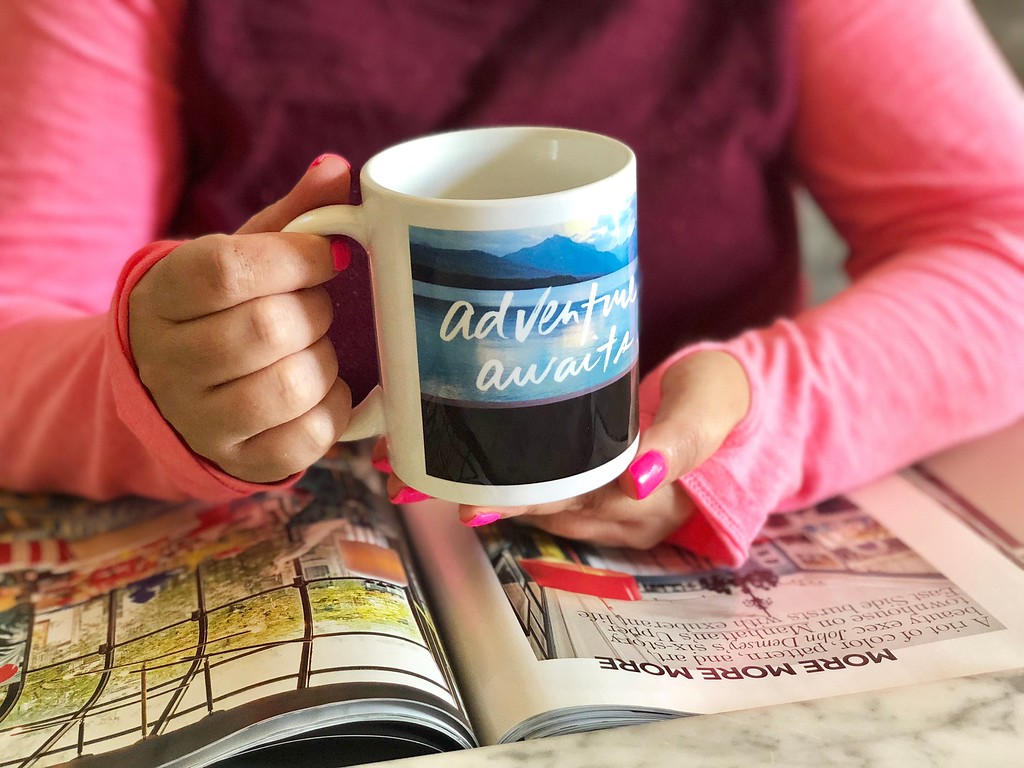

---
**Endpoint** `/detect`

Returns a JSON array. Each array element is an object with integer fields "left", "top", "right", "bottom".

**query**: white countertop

[
  {"left": 371, "top": 420, "right": 1024, "bottom": 768},
  {"left": 371, "top": 668, "right": 1023, "bottom": 767}
]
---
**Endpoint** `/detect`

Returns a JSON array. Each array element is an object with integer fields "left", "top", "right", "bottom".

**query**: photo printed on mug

[{"left": 410, "top": 195, "right": 640, "bottom": 486}]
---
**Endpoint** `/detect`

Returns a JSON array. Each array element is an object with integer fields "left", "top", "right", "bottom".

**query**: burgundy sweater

[{"left": 172, "top": 0, "right": 799, "bottom": 401}]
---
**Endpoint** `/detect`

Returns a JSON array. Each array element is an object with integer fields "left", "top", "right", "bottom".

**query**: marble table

[
  {"left": 370, "top": 668, "right": 1024, "bottom": 767},
  {"left": 370, "top": 421, "right": 1024, "bottom": 768}
]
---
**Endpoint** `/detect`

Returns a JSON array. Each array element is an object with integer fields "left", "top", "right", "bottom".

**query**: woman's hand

[
  {"left": 386, "top": 349, "right": 751, "bottom": 549},
  {"left": 129, "top": 155, "right": 355, "bottom": 483}
]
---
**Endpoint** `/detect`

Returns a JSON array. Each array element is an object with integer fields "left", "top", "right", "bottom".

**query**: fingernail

[
  {"left": 308, "top": 153, "right": 332, "bottom": 170},
  {"left": 330, "top": 237, "right": 352, "bottom": 271},
  {"left": 389, "top": 486, "right": 431, "bottom": 504},
  {"left": 463, "top": 512, "right": 502, "bottom": 528},
  {"left": 372, "top": 455, "right": 392, "bottom": 473},
  {"left": 627, "top": 450, "right": 667, "bottom": 500}
]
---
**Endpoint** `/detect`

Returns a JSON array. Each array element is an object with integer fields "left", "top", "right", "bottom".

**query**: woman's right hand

[{"left": 128, "top": 155, "right": 355, "bottom": 483}]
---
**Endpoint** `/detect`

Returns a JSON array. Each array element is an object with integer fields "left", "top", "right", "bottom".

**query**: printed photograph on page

[
  {"left": 0, "top": 448, "right": 459, "bottom": 767},
  {"left": 479, "top": 496, "right": 1002, "bottom": 671}
]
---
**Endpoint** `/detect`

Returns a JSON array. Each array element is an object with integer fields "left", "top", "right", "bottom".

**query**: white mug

[{"left": 285, "top": 126, "right": 640, "bottom": 507}]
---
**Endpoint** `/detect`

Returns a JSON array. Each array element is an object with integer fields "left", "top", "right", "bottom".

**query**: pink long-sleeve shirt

[{"left": 1, "top": 0, "right": 1022, "bottom": 565}]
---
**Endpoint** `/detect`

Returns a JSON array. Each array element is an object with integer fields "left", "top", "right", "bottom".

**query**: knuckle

[
  {"left": 248, "top": 297, "right": 290, "bottom": 350},
  {"left": 294, "top": 410, "right": 336, "bottom": 456},
  {"left": 271, "top": 355, "right": 317, "bottom": 414},
  {"left": 219, "top": 444, "right": 295, "bottom": 484},
  {"left": 204, "top": 234, "right": 256, "bottom": 302},
  {"left": 237, "top": 418, "right": 332, "bottom": 481}
]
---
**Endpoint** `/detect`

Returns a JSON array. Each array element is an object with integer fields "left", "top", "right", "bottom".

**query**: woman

[{"left": 1, "top": 0, "right": 1022, "bottom": 565}]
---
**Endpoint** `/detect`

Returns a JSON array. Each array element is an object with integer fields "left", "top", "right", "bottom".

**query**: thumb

[
  {"left": 236, "top": 154, "right": 353, "bottom": 235},
  {"left": 619, "top": 350, "right": 751, "bottom": 500}
]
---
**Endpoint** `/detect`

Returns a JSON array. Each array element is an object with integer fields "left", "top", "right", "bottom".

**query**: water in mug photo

[{"left": 410, "top": 197, "right": 640, "bottom": 486}]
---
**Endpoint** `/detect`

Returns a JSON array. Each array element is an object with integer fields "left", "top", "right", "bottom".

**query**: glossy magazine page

[
  {"left": 404, "top": 472, "right": 1024, "bottom": 744},
  {"left": 0, "top": 449, "right": 473, "bottom": 768}
]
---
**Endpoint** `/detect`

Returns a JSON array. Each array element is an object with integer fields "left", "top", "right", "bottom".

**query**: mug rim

[{"left": 360, "top": 125, "right": 636, "bottom": 206}]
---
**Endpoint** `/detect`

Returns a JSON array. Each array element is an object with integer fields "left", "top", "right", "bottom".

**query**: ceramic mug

[{"left": 285, "top": 126, "right": 640, "bottom": 506}]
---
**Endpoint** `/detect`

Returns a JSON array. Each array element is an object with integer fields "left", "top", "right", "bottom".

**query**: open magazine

[{"left": 2, "top": 443, "right": 1023, "bottom": 767}]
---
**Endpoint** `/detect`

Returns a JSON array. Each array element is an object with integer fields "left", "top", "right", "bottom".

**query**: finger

[
  {"left": 201, "top": 335, "right": 341, "bottom": 444},
  {"left": 144, "top": 232, "right": 339, "bottom": 320},
  {"left": 237, "top": 153, "right": 353, "bottom": 235},
  {"left": 218, "top": 377, "right": 354, "bottom": 483},
  {"left": 456, "top": 495, "right": 586, "bottom": 527},
  {"left": 521, "top": 481, "right": 695, "bottom": 549},
  {"left": 384, "top": 475, "right": 432, "bottom": 504},
  {"left": 517, "top": 511, "right": 638, "bottom": 546},
  {"left": 371, "top": 438, "right": 392, "bottom": 473},
  {"left": 462, "top": 484, "right": 635, "bottom": 528},
  {"left": 170, "top": 285, "right": 334, "bottom": 386},
  {"left": 621, "top": 350, "right": 750, "bottom": 500}
]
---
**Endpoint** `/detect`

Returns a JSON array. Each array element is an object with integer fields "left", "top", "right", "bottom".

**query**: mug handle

[{"left": 283, "top": 205, "right": 386, "bottom": 442}]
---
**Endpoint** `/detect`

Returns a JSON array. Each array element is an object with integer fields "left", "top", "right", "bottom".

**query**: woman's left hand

[{"left": 384, "top": 349, "right": 751, "bottom": 549}]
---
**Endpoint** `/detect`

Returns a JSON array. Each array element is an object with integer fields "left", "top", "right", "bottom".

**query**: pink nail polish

[
  {"left": 390, "top": 486, "right": 431, "bottom": 504},
  {"left": 464, "top": 512, "right": 502, "bottom": 528},
  {"left": 330, "top": 237, "right": 352, "bottom": 271},
  {"left": 308, "top": 153, "right": 331, "bottom": 170},
  {"left": 372, "top": 455, "right": 392, "bottom": 473},
  {"left": 628, "top": 450, "right": 667, "bottom": 500}
]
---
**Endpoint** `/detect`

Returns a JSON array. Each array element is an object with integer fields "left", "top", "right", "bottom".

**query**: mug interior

[{"left": 364, "top": 127, "right": 633, "bottom": 201}]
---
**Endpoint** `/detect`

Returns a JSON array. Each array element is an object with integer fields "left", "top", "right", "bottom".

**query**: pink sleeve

[
  {"left": 0, "top": 0, "right": 290, "bottom": 500},
  {"left": 653, "top": 0, "right": 1024, "bottom": 564}
]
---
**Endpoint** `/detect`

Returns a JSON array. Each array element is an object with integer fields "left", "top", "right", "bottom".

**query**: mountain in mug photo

[{"left": 409, "top": 202, "right": 637, "bottom": 290}]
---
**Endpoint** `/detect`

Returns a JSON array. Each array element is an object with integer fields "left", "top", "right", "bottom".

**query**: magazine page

[
  {"left": 904, "top": 465, "right": 1024, "bottom": 570},
  {"left": 903, "top": 418, "right": 1024, "bottom": 569},
  {"left": 404, "top": 472, "right": 1024, "bottom": 744},
  {"left": 0, "top": 448, "right": 474, "bottom": 768}
]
